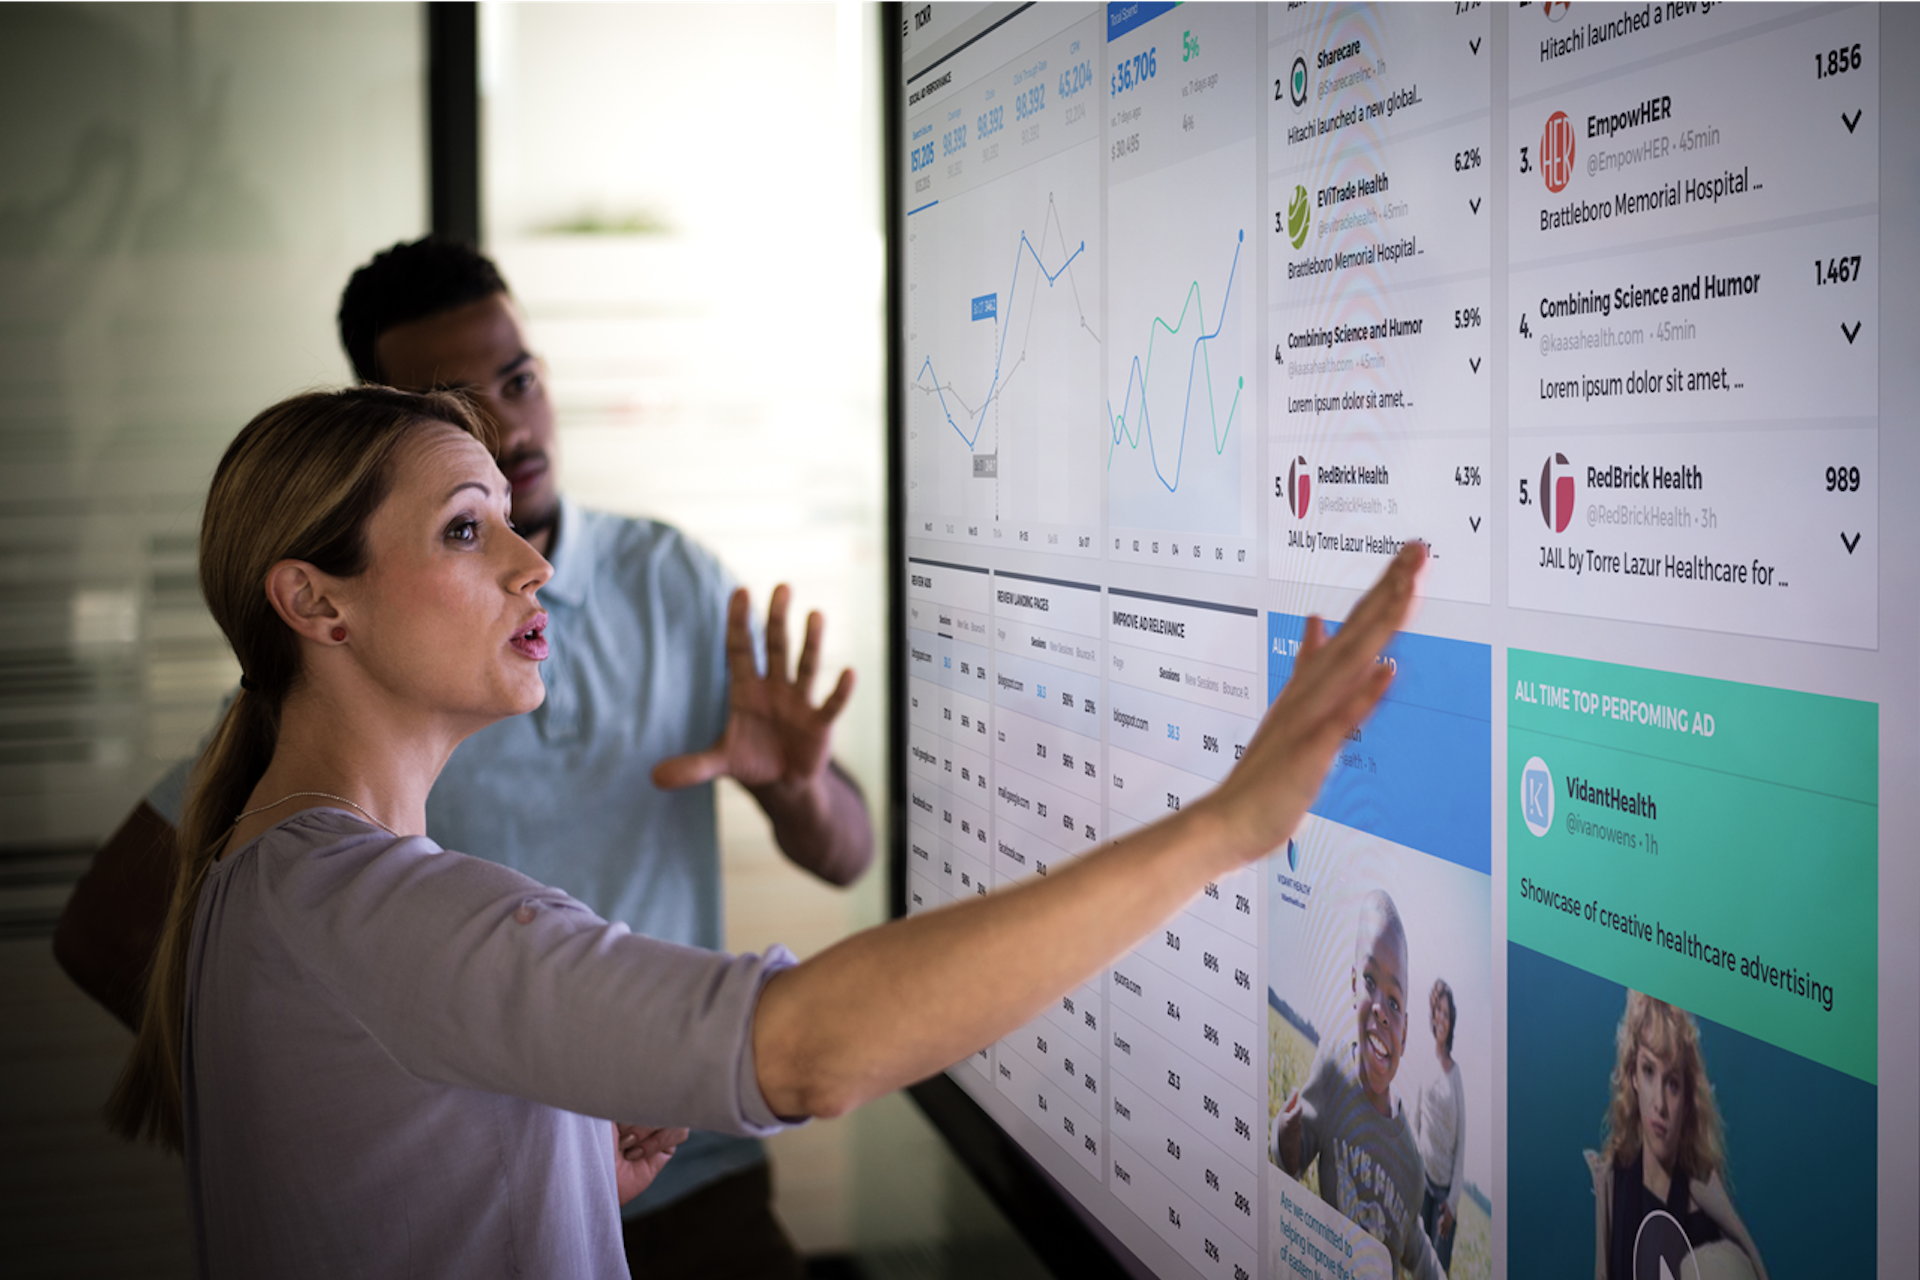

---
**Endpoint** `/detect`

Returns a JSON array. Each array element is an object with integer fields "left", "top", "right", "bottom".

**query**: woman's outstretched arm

[{"left": 753, "top": 543, "right": 1424, "bottom": 1119}]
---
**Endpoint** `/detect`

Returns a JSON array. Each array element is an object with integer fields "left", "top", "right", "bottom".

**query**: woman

[
  {"left": 110, "top": 387, "right": 1423, "bottom": 1275},
  {"left": 1417, "top": 978, "right": 1464, "bottom": 1272},
  {"left": 1586, "top": 990, "right": 1767, "bottom": 1280}
]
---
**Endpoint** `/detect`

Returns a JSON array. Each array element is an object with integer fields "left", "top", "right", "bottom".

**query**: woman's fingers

[
  {"left": 1317, "top": 542, "right": 1424, "bottom": 663},
  {"left": 1280, "top": 543, "right": 1423, "bottom": 722},
  {"left": 1208, "top": 545, "right": 1423, "bottom": 851}
]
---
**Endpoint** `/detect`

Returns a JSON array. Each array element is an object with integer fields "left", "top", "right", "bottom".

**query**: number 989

[{"left": 1826, "top": 465, "right": 1861, "bottom": 492}]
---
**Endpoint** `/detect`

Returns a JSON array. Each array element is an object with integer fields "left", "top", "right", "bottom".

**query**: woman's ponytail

[{"left": 106, "top": 386, "right": 488, "bottom": 1151}]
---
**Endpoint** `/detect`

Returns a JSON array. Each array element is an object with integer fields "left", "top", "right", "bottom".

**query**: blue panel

[
  {"left": 1107, "top": 1, "right": 1179, "bottom": 44},
  {"left": 1268, "top": 613, "right": 1490, "bottom": 872}
]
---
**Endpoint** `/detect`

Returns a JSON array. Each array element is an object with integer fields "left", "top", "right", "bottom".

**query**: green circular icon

[{"left": 1287, "top": 184, "right": 1310, "bottom": 249}]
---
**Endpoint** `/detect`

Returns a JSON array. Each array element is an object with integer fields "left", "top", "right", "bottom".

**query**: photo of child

[
  {"left": 1271, "top": 888, "right": 1444, "bottom": 1279},
  {"left": 1267, "top": 817, "right": 1492, "bottom": 1280}
]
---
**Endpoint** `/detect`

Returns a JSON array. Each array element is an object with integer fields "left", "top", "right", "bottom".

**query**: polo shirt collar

[{"left": 539, "top": 495, "right": 590, "bottom": 607}]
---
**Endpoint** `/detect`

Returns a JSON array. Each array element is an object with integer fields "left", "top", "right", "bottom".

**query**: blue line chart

[
  {"left": 1106, "top": 229, "right": 1245, "bottom": 495},
  {"left": 912, "top": 196, "right": 1096, "bottom": 453}
]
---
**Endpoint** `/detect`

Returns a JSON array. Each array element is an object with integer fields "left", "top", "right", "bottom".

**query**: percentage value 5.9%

[
  {"left": 1454, "top": 147, "right": 1482, "bottom": 171},
  {"left": 1454, "top": 307, "right": 1482, "bottom": 328}
]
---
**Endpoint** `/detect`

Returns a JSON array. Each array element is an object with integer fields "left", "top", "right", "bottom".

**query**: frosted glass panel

[
  {"left": 0, "top": 3, "right": 425, "bottom": 881},
  {"left": 480, "top": 1, "right": 886, "bottom": 807},
  {"left": 479, "top": 1, "right": 891, "bottom": 1255}
]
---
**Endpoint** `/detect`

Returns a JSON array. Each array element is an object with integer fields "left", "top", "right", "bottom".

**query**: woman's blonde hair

[
  {"left": 108, "top": 386, "right": 490, "bottom": 1151},
  {"left": 1599, "top": 989, "right": 1727, "bottom": 1182}
]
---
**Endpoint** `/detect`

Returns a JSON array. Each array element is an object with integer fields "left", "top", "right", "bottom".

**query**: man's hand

[
  {"left": 1438, "top": 1201, "right": 1455, "bottom": 1237},
  {"left": 654, "top": 585, "right": 852, "bottom": 795},
  {"left": 613, "top": 1123, "right": 689, "bottom": 1206},
  {"left": 655, "top": 586, "right": 873, "bottom": 886}
]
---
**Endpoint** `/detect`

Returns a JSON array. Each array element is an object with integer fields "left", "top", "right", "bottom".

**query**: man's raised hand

[{"left": 653, "top": 585, "right": 854, "bottom": 795}]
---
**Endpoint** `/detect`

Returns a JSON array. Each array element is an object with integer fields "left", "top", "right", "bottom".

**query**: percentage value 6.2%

[
  {"left": 1455, "top": 465, "right": 1482, "bottom": 486},
  {"left": 1454, "top": 306, "right": 1482, "bottom": 328},
  {"left": 1454, "top": 146, "right": 1482, "bottom": 171}
]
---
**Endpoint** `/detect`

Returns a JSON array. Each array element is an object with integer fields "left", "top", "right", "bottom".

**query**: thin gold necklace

[{"left": 233, "top": 791, "right": 398, "bottom": 837}]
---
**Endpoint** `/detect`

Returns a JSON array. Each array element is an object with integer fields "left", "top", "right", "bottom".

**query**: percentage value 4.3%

[
  {"left": 1454, "top": 146, "right": 1482, "bottom": 171},
  {"left": 1454, "top": 465, "right": 1482, "bottom": 486}
]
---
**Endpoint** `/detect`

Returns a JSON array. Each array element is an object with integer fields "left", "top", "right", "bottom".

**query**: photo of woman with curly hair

[{"left": 1585, "top": 990, "right": 1767, "bottom": 1280}]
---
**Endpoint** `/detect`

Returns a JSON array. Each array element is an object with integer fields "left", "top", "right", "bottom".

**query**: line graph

[
  {"left": 906, "top": 146, "right": 1102, "bottom": 541},
  {"left": 1107, "top": 228, "right": 1245, "bottom": 493},
  {"left": 1105, "top": 139, "right": 1257, "bottom": 543},
  {"left": 914, "top": 196, "right": 1097, "bottom": 453}
]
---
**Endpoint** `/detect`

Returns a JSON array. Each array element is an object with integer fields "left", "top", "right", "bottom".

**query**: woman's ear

[{"left": 264, "top": 560, "right": 347, "bottom": 646}]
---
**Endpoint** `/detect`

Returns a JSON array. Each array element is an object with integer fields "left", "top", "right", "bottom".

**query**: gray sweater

[{"left": 182, "top": 809, "right": 793, "bottom": 1278}]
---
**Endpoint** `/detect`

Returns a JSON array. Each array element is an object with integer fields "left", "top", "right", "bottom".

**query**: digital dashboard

[{"left": 887, "top": 5, "right": 1916, "bottom": 1277}]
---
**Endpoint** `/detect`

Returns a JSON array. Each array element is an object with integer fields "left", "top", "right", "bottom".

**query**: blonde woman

[
  {"left": 1585, "top": 990, "right": 1767, "bottom": 1280},
  {"left": 111, "top": 386, "right": 1423, "bottom": 1276}
]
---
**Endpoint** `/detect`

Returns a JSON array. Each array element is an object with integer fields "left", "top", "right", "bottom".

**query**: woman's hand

[
  {"left": 1197, "top": 541, "right": 1425, "bottom": 869},
  {"left": 750, "top": 546, "right": 1424, "bottom": 1121},
  {"left": 613, "top": 1123, "right": 689, "bottom": 1206}
]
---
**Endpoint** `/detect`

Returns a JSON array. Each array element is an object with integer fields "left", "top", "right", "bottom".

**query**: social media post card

[
  {"left": 1507, "top": 650, "right": 1876, "bottom": 1276},
  {"left": 1267, "top": 618, "right": 1492, "bottom": 1280},
  {"left": 1508, "top": 945, "right": 1875, "bottom": 1279}
]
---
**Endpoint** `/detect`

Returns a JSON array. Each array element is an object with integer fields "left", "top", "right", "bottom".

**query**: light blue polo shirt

[{"left": 150, "top": 497, "right": 766, "bottom": 1214}]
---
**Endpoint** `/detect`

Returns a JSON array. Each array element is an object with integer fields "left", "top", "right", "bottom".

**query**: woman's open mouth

[{"left": 510, "top": 612, "right": 550, "bottom": 662}]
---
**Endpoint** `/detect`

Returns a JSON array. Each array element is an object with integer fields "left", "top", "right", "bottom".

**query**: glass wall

[
  {"left": 478, "top": 0, "right": 900, "bottom": 1256},
  {"left": 0, "top": 6, "right": 424, "bottom": 1272},
  {"left": 0, "top": 1, "right": 425, "bottom": 915}
]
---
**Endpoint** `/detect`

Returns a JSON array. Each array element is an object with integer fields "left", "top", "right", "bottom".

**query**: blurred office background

[{"left": 0, "top": 4, "right": 1045, "bottom": 1276}]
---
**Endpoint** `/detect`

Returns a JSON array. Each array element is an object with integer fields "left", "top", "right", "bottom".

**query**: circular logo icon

[
  {"left": 1290, "top": 54, "right": 1309, "bottom": 110},
  {"left": 1540, "top": 452, "right": 1574, "bottom": 533},
  {"left": 1287, "top": 185, "right": 1311, "bottom": 249},
  {"left": 1541, "top": 110, "right": 1576, "bottom": 193},
  {"left": 1521, "top": 757, "right": 1555, "bottom": 837},
  {"left": 1544, "top": 1, "right": 1574, "bottom": 22},
  {"left": 1286, "top": 456, "right": 1311, "bottom": 518}
]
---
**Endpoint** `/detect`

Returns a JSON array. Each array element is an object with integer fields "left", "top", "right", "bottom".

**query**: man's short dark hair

[{"left": 337, "top": 237, "right": 509, "bottom": 383}]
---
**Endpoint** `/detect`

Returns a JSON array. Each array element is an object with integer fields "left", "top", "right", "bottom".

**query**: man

[{"left": 54, "top": 237, "right": 873, "bottom": 1279}]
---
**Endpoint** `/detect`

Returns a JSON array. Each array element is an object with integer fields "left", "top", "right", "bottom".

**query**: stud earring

[{"left": 331, "top": 627, "right": 347, "bottom": 643}]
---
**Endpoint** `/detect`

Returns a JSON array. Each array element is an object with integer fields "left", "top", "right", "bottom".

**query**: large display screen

[{"left": 888, "top": 5, "right": 1916, "bottom": 1277}]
